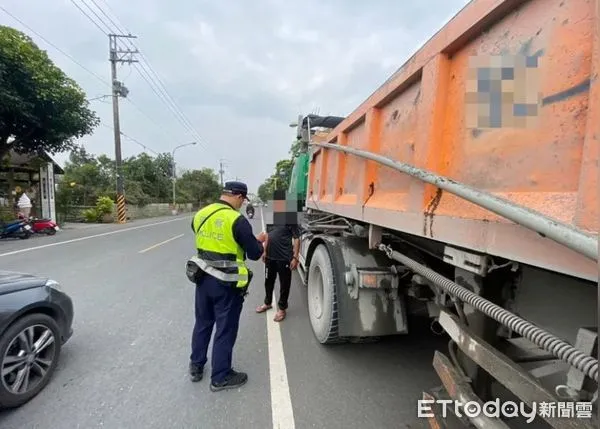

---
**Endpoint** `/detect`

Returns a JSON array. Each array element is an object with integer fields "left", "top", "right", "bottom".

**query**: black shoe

[
  {"left": 210, "top": 370, "right": 248, "bottom": 392},
  {"left": 189, "top": 363, "right": 204, "bottom": 382}
]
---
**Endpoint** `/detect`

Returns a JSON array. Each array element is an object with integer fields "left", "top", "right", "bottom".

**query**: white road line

[
  {"left": 261, "top": 205, "right": 295, "bottom": 427},
  {"left": 266, "top": 308, "right": 296, "bottom": 429},
  {"left": 0, "top": 217, "right": 187, "bottom": 257},
  {"left": 138, "top": 234, "right": 184, "bottom": 253}
]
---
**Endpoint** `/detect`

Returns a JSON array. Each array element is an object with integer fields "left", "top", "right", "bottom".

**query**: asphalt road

[{"left": 0, "top": 212, "right": 446, "bottom": 429}]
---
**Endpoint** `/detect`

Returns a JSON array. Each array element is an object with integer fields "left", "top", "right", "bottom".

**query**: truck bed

[{"left": 306, "top": 0, "right": 599, "bottom": 282}]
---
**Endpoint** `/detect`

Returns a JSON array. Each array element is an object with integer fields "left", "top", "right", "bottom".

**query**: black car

[{"left": 0, "top": 271, "right": 74, "bottom": 408}]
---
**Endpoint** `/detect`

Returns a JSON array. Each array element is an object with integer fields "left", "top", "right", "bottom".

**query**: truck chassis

[{"left": 296, "top": 209, "right": 597, "bottom": 428}]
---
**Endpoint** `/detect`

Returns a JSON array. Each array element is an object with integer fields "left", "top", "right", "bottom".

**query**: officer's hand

[
  {"left": 290, "top": 258, "right": 298, "bottom": 270},
  {"left": 256, "top": 231, "right": 268, "bottom": 242},
  {"left": 261, "top": 252, "right": 267, "bottom": 262}
]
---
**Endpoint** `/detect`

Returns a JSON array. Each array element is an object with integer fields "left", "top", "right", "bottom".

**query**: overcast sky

[{"left": 1, "top": 0, "right": 469, "bottom": 192}]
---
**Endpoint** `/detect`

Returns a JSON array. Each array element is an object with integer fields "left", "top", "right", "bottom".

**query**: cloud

[{"left": 0, "top": 0, "right": 469, "bottom": 192}]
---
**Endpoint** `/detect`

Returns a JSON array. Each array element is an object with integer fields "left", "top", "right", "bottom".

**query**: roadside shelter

[{"left": 0, "top": 150, "right": 64, "bottom": 221}]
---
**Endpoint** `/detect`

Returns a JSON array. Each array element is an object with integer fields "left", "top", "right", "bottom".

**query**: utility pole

[
  {"left": 109, "top": 33, "right": 138, "bottom": 224},
  {"left": 219, "top": 159, "right": 226, "bottom": 187}
]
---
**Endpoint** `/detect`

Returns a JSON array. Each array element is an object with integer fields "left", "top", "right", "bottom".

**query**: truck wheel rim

[
  {"left": 1, "top": 324, "right": 56, "bottom": 395},
  {"left": 310, "top": 265, "right": 324, "bottom": 319}
]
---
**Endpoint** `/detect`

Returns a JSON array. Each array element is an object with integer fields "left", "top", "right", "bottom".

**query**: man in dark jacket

[{"left": 255, "top": 191, "right": 300, "bottom": 322}]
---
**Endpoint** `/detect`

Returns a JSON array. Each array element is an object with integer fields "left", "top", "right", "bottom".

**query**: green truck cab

[
  {"left": 286, "top": 115, "right": 345, "bottom": 208},
  {"left": 287, "top": 150, "right": 309, "bottom": 205}
]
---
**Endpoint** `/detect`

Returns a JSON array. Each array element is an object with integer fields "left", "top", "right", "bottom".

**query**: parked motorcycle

[
  {"left": 28, "top": 217, "right": 60, "bottom": 235},
  {"left": 17, "top": 213, "right": 59, "bottom": 235},
  {"left": 0, "top": 219, "right": 32, "bottom": 239}
]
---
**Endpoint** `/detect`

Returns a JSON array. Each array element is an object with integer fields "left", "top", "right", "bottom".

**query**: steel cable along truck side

[{"left": 286, "top": 0, "right": 599, "bottom": 428}]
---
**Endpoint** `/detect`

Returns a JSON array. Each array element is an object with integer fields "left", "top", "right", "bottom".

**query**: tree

[
  {"left": 289, "top": 138, "right": 303, "bottom": 159},
  {"left": 274, "top": 159, "right": 294, "bottom": 189},
  {"left": 257, "top": 178, "right": 275, "bottom": 203},
  {"left": 176, "top": 168, "right": 221, "bottom": 207},
  {"left": 0, "top": 26, "right": 99, "bottom": 160},
  {"left": 55, "top": 147, "right": 220, "bottom": 214},
  {"left": 257, "top": 158, "right": 294, "bottom": 202},
  {"left": 122, "top": 152, "right": 172, "bottom": 202},
  {"left": 58, "top": 147, "right": 110, "bottom": 206}
]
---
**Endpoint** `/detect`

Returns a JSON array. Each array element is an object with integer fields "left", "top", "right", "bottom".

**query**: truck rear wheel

[{"left": 307, "top": 244, "right": 341, "bottom": 344}]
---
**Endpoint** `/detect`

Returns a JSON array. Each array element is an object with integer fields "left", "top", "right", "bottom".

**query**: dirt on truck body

[{"left": 291, "top": 0, "right": 599, "bottom": 428}]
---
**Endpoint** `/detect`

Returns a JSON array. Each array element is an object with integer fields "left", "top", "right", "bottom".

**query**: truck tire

[{"left": 307, "top": 244, "right": 342, "bottom": 344}]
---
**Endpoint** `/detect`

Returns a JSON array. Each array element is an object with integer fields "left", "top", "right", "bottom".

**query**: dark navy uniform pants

[{"left": 190, "top": 275, "right": 244, "bottom": 384}]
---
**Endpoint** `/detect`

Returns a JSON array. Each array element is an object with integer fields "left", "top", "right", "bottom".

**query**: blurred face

[{"left": 273, "top": 199, "right": 285, "bottom": 213}]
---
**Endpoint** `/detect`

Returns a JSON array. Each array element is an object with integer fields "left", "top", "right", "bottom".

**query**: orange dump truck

[{"left": 288, "top": 0, "right": 599, "bottom": 427}]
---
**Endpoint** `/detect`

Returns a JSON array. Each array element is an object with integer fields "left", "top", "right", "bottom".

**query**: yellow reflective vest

[{"left": 191, "top": 202, "right": 249, "bottom": 288}]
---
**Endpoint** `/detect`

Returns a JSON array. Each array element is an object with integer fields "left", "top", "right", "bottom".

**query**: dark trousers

[
  {"left": 264, "top": 258, "right": 292, "bottom": 310},
  {"left": 190, "top": 275, "right": 244, "bottom": 384}
]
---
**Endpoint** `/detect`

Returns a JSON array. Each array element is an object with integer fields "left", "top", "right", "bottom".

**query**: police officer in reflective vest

[{"left": 188, "top": 181, "right": 267, "bottom": 391}]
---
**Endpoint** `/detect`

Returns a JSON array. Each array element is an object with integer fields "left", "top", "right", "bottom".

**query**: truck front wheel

[{"left": 307, "top": 244, "right": 341, "bottom": 344}]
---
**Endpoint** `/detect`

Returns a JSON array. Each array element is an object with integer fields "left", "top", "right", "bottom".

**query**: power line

[
  {"left": 135, "top": 52, "right": 204, "bottom": 143},
  {"left": 123, "top": 99, "right": 172, "bottom": 139},
  {"left": 129, "top": 51, "right": 206, "bottom": 145},
  {"left": 0, "top": 6, "right": 176, "bottom": 143},
  {"left": 131, "top": 61, "right": 205, "bottom": 147},
  {"left": 3, "top": 3, "right": 217, "bottom": 165},
  {"left": 89, "top": 0, "right": 200, "bottom": 136},
  {"left": 122, "top": 132, "right": 159, "bottom": 156},
  {"left": 68, "top": 0, "right": 107, "bottom": 34},
  {"left": 74, "top": 0, "right": 212, "bottom": 152},
  {"left": 134, "top": 52, "right": 200, "bottom": 138},
  {"left": 100, "top": 123, "right": 159, "bottom": 155},
  {"left": 87, "top": 0, "right": 123, "bottom": 34},
  {"left": 80, "top": 0, "right": 113, "bottom": 34},
  {"left": 0, "top": 6, "right": 108, "bottom": 86}
]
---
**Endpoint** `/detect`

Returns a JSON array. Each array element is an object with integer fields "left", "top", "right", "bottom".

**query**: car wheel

[{"left": 0, "top": 314, "right": 62, "bottom": 408}]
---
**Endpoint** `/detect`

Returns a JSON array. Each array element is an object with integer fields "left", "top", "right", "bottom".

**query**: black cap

[{"left": 223, "top": 181, "right": 248, "bottom": 199}]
